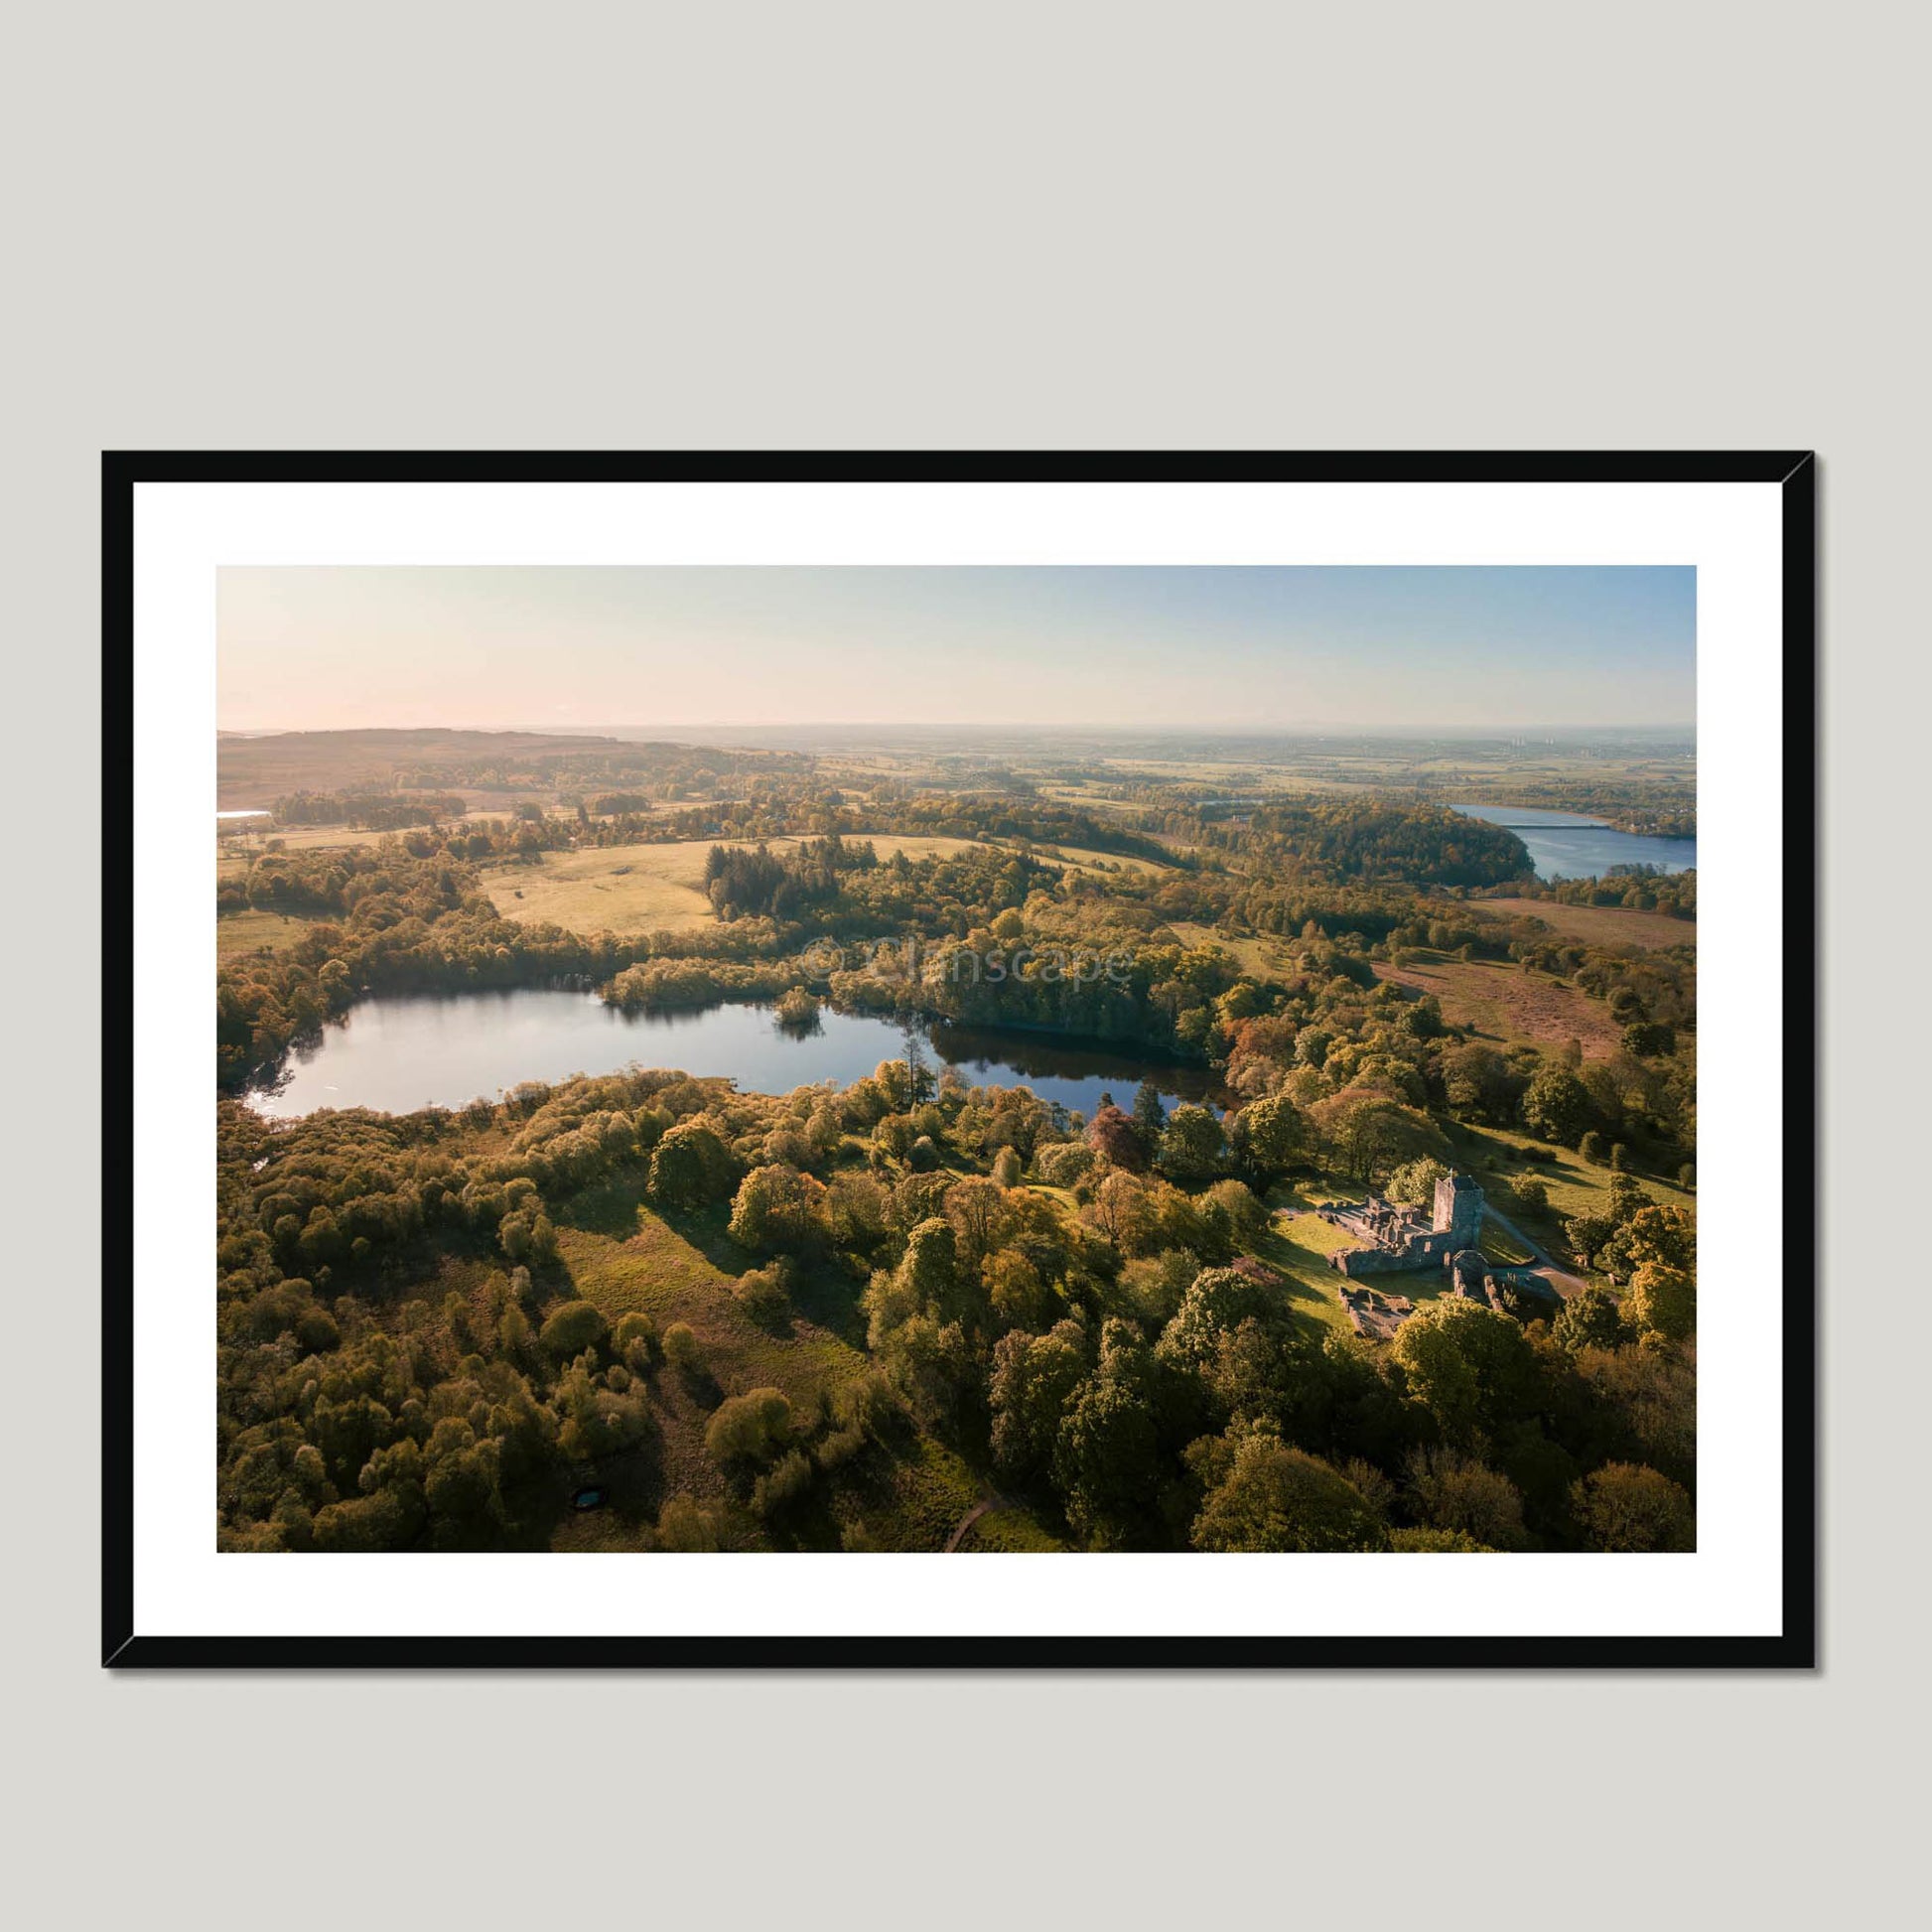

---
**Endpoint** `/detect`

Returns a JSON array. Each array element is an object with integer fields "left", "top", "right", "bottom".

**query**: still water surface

[
  {"left": 1451, "top": 803, "right": 1697, "bottom": 881},
  {"left": 248, "top": 989, "right": 1223, "bottom": 1121}
]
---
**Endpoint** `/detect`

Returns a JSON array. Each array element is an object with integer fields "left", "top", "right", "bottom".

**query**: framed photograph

[{"left": 106, "top": 451, "right": 1815, "bottom": 1667}]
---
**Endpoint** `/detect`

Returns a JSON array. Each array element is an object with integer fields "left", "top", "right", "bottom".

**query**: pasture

[
  {"left": 1474, "top": 896, "right": 1697, "bottom": 951},
  {"left": 481, "top": 834, "right": 994, "bottom": 935},
  {"left": 215, "top": 907, "right": 319, "bottom": 961},
  {"left": 1376, "top": 950, "right": 1625, "bottom": 1059}
]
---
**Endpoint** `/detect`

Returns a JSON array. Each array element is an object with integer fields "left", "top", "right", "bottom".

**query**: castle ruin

[
  {"left": 1321, "top": 1171, "right": 1562, "bottom": 1336},
  {"left": 1323, "top": 1170, "right": 1484, "bottom": 1279}
]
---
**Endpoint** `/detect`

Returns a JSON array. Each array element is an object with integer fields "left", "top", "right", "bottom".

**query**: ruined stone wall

[{"left": 1335, "top": 1246, "right": 1423, "bottom": 1279}]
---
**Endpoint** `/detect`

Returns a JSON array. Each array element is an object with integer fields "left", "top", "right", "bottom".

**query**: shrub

[
  {"left": 1191, "top": 1435, "right": 1389, "bottom": 1553},
  {"left": 613, "top": 1311, "right": 658, "bottom": 1371},
  {"left": 649, "top": 1118, "right": 737, "bottom": 1209},
  {"left": 1404, "top": 1446, "right": 1527, "bottom": 1550},
  {"left": 1386, "top": 1157, "right": 1449, "bottom": 1208},
  {"left": 752, "top": 1449, "right": 814, "bottom": 1518},
  {"left": 705, "top": 1387, "right": 793, "bottom": 1467},
  {"left": 732, "top": 1260, "right": 792, "bottom": 1323},
  {"left": 813, "top": 1422, "right": 869, "bottom": 1473},
  {"left": 1552, "top": 1286, "right": 1629, "bottom": 1354},
  {"left": 538, "top": 1299, "right": 609, "bottom": 1361},
  {"left": 662, "top": 1321, "right": 705, "bottom": 1378},
  {"left": 656, "top": 1495, "right": 720, "bottom": 1552},
  {"left": 1625, "top": 1261, "right": 1696, "bottom": 1342},
  {"left": 729, "top": 1164, "right": 830, "bottom": 1255},
  {"left": 1504, "top": 1173, "right": 1550, "bottom": 1216}
]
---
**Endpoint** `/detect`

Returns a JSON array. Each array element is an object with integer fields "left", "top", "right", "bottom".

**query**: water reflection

[{"left": 248, "top": 989, "right": 1225, "bottom": 1122}]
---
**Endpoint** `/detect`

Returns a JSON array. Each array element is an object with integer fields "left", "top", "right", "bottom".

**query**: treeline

[
  {"left": 390, "top": 740, "right": 808, "bottom": 796},
  {"left": 272, "top": 790, "right": 470, "bottom": 829},
  {"left": 1490, "top": 866, "right": 1697, "bottom": 921},
  {"left": 703, "top": 834, "right": 881, "bottom": 920},
  {"left": 1238, "top": 799, "right": 1532, "bottom": 888}
]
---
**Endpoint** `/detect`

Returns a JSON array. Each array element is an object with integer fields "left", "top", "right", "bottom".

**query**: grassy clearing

[
  {"left": 1474, "top": 896, "right": 1697, "bottom": 951},
  {"left": 1377, "top": 950, "right": 1625, "bottom": 1058},
  {"left": 1249, "top": 1206, "right": 1359, "bottom": 1338},
  {"left": 1038, "top": 785, "right": 1143, "bottom": 817},
  {"left": 1164, "top": 920, "right": 1297, "bottom": 981},
  {"left": 541, "top": 1178, "right": 1065, "bottom": 1551},
  {"left": 555, "top": 1192, "right": 863, "bottom": 1397},
  {"left": 481, "top": 834, "right": 994, "bottom": 936},
  {"left": 215, "top": 907, "right": 319, "bottom": 961},
  {"left": 1034, "top": 843, "right": 1173, "bottom": 879},
  {"left": 483, "top": 841, "right": 720, "bottom": 933}
]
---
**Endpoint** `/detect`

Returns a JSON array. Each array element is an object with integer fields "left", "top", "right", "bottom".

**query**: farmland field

[
  {"left": 1474, "top": 896, "right": 1697, "bottom": 951},
  {"left": 215, "top": 907, "right": 319, "bottom": 960},
  {"left": 219, "top": 824, "right": 390, "bottom": 861}
]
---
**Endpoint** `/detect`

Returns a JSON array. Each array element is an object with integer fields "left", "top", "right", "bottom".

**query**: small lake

[
  {"left": 1452, "top": 803, "right": 1697, "bottom": 882},
  {"left": 247, "top": 988, "right": 1224, "bottom": 1122}
]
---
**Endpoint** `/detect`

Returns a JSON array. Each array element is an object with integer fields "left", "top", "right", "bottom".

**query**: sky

[{"left": 216, "top": 565, "right": 1695, "bottom": 733}]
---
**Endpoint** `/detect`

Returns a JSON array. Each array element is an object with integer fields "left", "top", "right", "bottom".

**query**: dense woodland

[{"left": 217, "top": 738, "right": 1697, "bottom": 1555}]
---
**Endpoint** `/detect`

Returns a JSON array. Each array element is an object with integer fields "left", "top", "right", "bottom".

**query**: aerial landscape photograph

[{"left": 214, "top": 564, "right": 1699, "bottom": 1557}]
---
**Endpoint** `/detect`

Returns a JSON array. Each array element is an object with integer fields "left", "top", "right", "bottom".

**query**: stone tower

[{"left": 1432, "top": 1170, "right": 1484, "bottom": 1247}]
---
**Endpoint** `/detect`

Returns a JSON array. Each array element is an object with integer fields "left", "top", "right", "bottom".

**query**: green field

[
  {"left": 1474, "top": 896, "right": 1697, "bottom": 952},
  {"left": 536, "top": 1179, "right": 1055, "bottom": 1553},
  {"left": 481, "top": 834, "right": 994, "bottom": 936},
  {"left": 1250, "top": 1203, "right": 1361, "bottom": 1337},
  {"left": 1164, "top": 920, "right": 1297, "bottom": 980},
  {"left": 215, "top": 907, "right": 319, "bottom": 960}
]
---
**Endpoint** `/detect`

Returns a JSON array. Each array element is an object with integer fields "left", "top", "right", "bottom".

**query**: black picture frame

[{"left": 104, "top": 450, "right": 1817, "bottom": 1670}]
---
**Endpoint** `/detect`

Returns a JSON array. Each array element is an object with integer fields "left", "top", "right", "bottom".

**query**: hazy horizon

[{"left": 217, "top": 565, "right": 1696, "bottom": 734}]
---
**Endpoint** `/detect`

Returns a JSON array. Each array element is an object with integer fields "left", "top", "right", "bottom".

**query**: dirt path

[
  {"left": 1483, "top": 1202, "right": 1590, "bottom": 1300},
  {"left": 944, "top": 1494, "right": 1000, "bottom": 1553}
]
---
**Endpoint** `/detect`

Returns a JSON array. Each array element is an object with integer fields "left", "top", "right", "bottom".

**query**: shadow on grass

[
  {"left": 652, "top": 1199, "right": 755, "bottom": 1275},
  {"left": 549, "top": 1172, "right": 654, "bottom": 1239},
  {"left": 785, "top": 1260, "right": 871, "bottom": 1348}
]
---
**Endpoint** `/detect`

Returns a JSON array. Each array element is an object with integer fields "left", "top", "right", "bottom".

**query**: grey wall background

[{"left": 8, "top": 3, "right": 1913, "bottom": 1924}]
